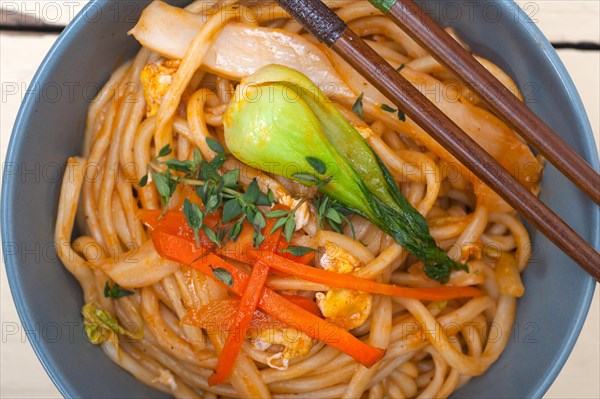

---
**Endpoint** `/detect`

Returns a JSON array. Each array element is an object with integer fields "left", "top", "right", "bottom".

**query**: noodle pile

[{"left": 55, "top": 1, "right": 542, "bottom": 398}]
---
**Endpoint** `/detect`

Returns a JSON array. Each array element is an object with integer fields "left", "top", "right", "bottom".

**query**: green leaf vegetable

[
  {"left": 352, "top": 92, "right": 364, "bottom": 120},
  {"left": 223, "top": 64, "right": 466, "bottom": 283},
  {"left": 103, "top": 282, "right": 134, "bottom": 299},
  {"left": 82, "top": 302, "right": 141, "bottom": 346}
]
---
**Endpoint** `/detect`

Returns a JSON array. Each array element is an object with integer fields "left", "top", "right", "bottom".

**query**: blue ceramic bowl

[{"left": 2, "top": 1, "right": 598, "bottom": 397}]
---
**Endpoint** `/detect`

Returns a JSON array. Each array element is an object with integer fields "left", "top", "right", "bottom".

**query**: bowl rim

[
  {"left": 512, "top": 3, "right": 598, "bottom": 396},
  {"left": 1, "top": 0, "right": 598, "bottom": 398}
]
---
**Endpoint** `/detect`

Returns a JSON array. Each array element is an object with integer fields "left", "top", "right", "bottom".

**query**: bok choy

[{"left": 224, "top": 65, "right": 466, "bottom": 283}]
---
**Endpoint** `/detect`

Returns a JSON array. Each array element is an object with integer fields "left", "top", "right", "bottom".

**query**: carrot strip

[
  {"left": 151, "top": 230, "right": 385, "bottom": 367},
  {"left": 218, "top": 222, "right": 256, "bottom": 263},
  {"left": 183, "top": 295, "right": 320, "bottom": 333},
  {"left": 140, "top": 206, "right": 288, "bottom": 267},
  {"left": 280, "top": 294, "right": 321, "bottom": 316},
  {"left": 249, "top": 250, "right": 483, "bottom": 301},
  {"left": 139, "top": 209, "right": 220, "bottom": 248},
  {"left": 209, "top": 261, "right": 270, "bottom": 386}
]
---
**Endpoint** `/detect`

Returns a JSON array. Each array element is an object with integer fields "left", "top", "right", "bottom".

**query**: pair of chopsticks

[{"left": 276, "top": 0, "right": 600, "bottom": 280}]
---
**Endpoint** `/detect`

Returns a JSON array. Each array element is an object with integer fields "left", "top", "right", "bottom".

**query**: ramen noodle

[{"left": 55, "top": 1, "right": 543, "bottom": 398}]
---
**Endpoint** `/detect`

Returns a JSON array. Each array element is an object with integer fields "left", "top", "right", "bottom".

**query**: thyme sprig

[
  {"left": 139, "top": 139, "right": 275, "bottom": 248},
  {"left": 266, "top": 197, "right": 308, "bottom": 243},
  {"left": 314, "top": 195, "right": 356, "bottom": 239},
  {"left": 139, "top": 141, "right": 353, "bottom": 252}
]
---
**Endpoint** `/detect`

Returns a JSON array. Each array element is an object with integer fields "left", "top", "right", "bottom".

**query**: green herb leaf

[
  {"left": 138, "top": 174, "right": 148, "bottom": 187},
  {"left": 252, "top": 211, "right": 266, "bottom": 229},
  {"left": 223, "top": 169, "right": 240, "bottom": 189},
  {"left": 183, "top": 199, "right": 204, "bottom": 229},
  {"left": 253, "top": 231, "right": 266, "bottom": 248},
  {"left": 243, "top": 205, "right": 257, "bottom": 223},
  {"left": 164, "top": 159, "right": 195, "bottom": 173},
  {"left": 203, "top": 225, "right": 221, "bottom": 248},
  {"left": 152, "top": 171, "right": 171, "bottom": 199},
  {"left": 244, "top": 179, "right": 260, "bottom": 204},
  {"left": 340, "top": 213, "right": 356, "bottom": 240},
  {"left": 228, "top": 218, "right": 245, "bottom": 242},
  {"left": 317, "top": 195, "right": 330, "bottom": 224},
  {"left": 210, "top": 265, "right": 233, "bottom": 287},
  {"left": 193, "top": 147, "right": 203, "bottom": 164},
  {"left": 352, "top": 92, "right": 364, "bottom": 120},
  {"left": 328, "top": 219, "right": 343, "bottom": 233},
  {"left": 306, "top": 156, "right": 327, "bottom": 174},
  {"left": 210, "top": 153, "right": 226, "bottom": 170},
  {"left": 152, "top": 170, "right": 178, "bottom": 214},
  {"left": 325, "top": 208, "right": 343, "bottom": 224},
  {"left": 380, "top": 104, "right": 397, "bottom": 113},
  {"left": 205, "top": 195, "right": 220, "bottom": 215},
  {"left": 217, "top": 226, "right": 229, "bottom": 244},
  {"left": 284, "top": 217, "right": 296, "bottom": 242},
  {"left": 316, "top": 175, "right": 334, "bottom": 188},
  {"left": 183, "top": 199, "right": 204, "bottom": 247},
  {"left": 103, "top": 282, "right": 134, "bottom": 299},
  {"left": 267, "top": 189, "right": 275, "bottom": 204},
  {"left": 398, "top": 109, "right": 406, "bottom": 122},
  {"left": 396, "top": 63, "right": 405, "bottom": 72},
  {"left": 270, "top": 216, "right": 289, "bottom": 234},
  {"left": 314, "top": 194, "right": 356, "bottom": 236},
  {"left": 222, "top": 199, "right": 242, "bottom": 224},
  {"left": 206, "top": 137, "right": 224, "bottom": 154},
  {"left": 266, "top": 210, "right": 289, "bottom": 218},
  {"left": 187, "top": 149, "right": 203, "bottom": 179},
  {"left": 279, "top": 245, "right": 315, "bottom": 257},
  {"left": 200, "top": 160, "right": 222, "bottom": 182},
  {"left": 157, "top": 144, "right": 172, "bottom": 158},
  {"left": 291, "top": 173, "right": 320, "bottom": 184},
  {"left": 256, "top": 192, "right": 273, "bottom": 206},
  {"left": 197, "top": 182, "right": 221, "bottom": 213}
]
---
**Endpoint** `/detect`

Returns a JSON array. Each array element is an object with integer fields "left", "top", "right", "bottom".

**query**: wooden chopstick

[
  {"left": 276, "top": 0, "right": 600, "bottom": 280},
  {"left": 371, "top": 0, "right": 600, "bottom": 205}
]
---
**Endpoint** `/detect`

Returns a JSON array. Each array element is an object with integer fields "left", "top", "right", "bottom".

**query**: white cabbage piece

[{"left": 129, "top": 1, "right": 353, "bottom": 99}]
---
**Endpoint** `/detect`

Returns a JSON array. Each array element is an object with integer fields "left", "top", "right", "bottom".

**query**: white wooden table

[{"left": 1, "top": 1, "right": 598, "bottom": 398}]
